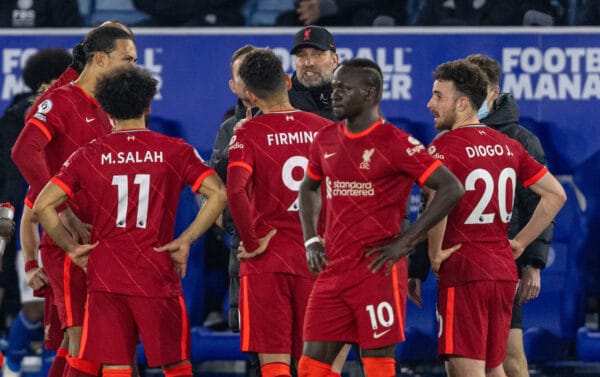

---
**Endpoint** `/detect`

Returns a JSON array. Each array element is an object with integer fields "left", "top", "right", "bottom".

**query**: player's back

[
  {"left": 431, "top": 125, "right": 545, "bottom": 285},
  {"left": 232, "top": 110, "right": 330, "bottom": 234},
  {"left": 229, "top": 109, "right": 331, "bottom": 276},
  {"left": 57, "top": 129, "right": 210, "bottom": 297}
]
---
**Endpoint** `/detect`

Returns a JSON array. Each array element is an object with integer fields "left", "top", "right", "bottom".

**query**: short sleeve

[
  {"left": 391, "top": 130, "right": 439, "bottom": 187},
  {"left": 53, "top": 148, "right": 86, "bottom": 198},
  {"left": 306, "top": 135, "right": 323, "bottom": 181},
  {"left": 227, "top": 126, "right": 254, "bottom": 175},
  {"left": 26, "top": 94, "right": 67, "bottom": 142},
  {"left": 179, "top": 142, "right": 216, "bottom": 192}
]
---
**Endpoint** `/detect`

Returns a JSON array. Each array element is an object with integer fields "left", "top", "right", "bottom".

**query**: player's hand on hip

[
  {"left": 68, "top": 242, "right": 98, "bottom": 272},
  {"left": 154, "top": 239, "right": 191, "bottom": 278},
  {"left": 237, "top": 229, "right": 277, "bottom": 261},
  {"left": 26, "top": 267, "right": 49, "bottom": 290},
  {"left": 517, "top": 265, "right": 541, "bottom": 304},
  {"left": 408, "top": 278, "right": 423, "bottom": 308},
  {"left": 306, "top": 241, "right": 327, "bottom": 275},
  {"left": 366, "top": 237, "right": 412, "bottom": 275},
  {"left": 58, "top": 207, "right": 92, "bottom": 244},
  {"left": 430, "top": 243, "right": 461, "bottom": 275}
]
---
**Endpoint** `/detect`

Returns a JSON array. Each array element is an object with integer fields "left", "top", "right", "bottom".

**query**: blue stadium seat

[
  {"left": 78, "top": 0, "right": 150, "bottom": 26},
  {"left": 243, "top": 0, "right": 295, "bottom": 26},
  {"left": 396, "top": 275, "right": 439, "bottom": 363},
  {"left": 576, "top": 327, "right": 600, "bottom": 362},
  {"left": 522, "top": 182, "right": 586, "bottom": 362}
]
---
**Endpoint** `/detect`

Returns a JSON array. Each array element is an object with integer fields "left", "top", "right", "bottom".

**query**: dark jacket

[
  {"left": 288, "top": 73, "right": 335, "bottom": 121},
  {"left": 408, "top": 93, "right": 553, "bottom": 280}
]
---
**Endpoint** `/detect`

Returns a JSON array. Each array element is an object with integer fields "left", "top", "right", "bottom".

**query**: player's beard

[{"left": 435, "top": 109, "right": 457, "bottom": 131}]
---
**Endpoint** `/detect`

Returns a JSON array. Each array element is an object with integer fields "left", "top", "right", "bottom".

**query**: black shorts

[{"left": 510, "top": 294, "right": 523, "bottom": 329}]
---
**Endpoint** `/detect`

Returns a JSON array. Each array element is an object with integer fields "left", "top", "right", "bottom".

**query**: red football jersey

[
  {"left": 306, "top": 118, "right": 441, "bottom": 275},
  {"left": 23, "top": 82, "right": 112, "bottom": 214},
  {"left": 53, "top": 129, "right": 216, "bottom": 297},
  {"left": 227, "top": 109, "right": 332, "bottom": 277},
  {"left": 24, "top": 67, "right": 79, "bottom": 121},
  {"left": 429, "top": 125, "right": 547, "bottom": 286}
]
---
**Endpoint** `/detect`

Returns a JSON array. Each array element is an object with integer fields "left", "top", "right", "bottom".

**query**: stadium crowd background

[{"left": 1, "top": 1, "right": 600, "bottom": 376}]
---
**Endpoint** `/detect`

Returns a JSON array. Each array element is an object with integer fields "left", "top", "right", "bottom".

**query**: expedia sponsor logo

[
  {"left": 406, "top": 136, "right": 425, "bottom": 156},
  {"left": 325, "top": 177, "right": 375, "bottom": 198},
  {"left": 503, "top": 47, "right": 600, "bottom": 100},
  {"left": 228, "top": 135, "right": 244, "bottom": 150}
]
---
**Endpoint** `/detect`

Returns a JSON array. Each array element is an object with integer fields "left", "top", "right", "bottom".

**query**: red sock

[
  {"left": 298, "top": 356, "right": 331, "bottom": 377},
  {"left": 102, "top": 368, "right": 132, "bottom": 377},
  {"left": 163, "top": 362, "right": 192, "bottom": 377},
  {"left": 65, "top": 355, "right": 101, "bottom": 377},
  {"left": 261, "top": 362, "right": 291, "bottom": 377},
  {"left": 362, "top": 357, "right": 395, "bottom": 377},
  {"left": 48, "top": 348, "right": 68, "bottom": 377}
]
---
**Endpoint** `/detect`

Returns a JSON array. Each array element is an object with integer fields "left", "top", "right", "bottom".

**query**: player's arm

[
  {"left": 368, "top": 165, "right": 464, "bottom": 274},
  {"left": 156, "top": 173, "right": 227, "bottom": 277},
  {"left": 32, "top": 181, "right": 96, "bottom": 270},
  {"left": 20, "top": 205, "right": 49, "bottom": 291},
  {"left": 299, "top": 174, "right": 326, "bottom": 275},
  {"left": 510, "top": 172, "right": 566, "bottom": 259},
  {"left": 11, "top": 122, "right": 53, "bottom": 198}
]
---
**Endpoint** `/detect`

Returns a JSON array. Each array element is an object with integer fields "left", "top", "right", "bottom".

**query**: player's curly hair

[
  {"left": 433, "top": 60, "right": 488, "bottom": 111},
  {"left": 338, "top": 58, "right": 384, "bottom": 101},
  {"left": 22, "top": 48, "right": 71, "bottom": 91},
  {"left": 95, "top": 66, "right": 157, "bottom": 120},
  {"left": 238, "top": 48, "right": 287, "bottom": 100}
]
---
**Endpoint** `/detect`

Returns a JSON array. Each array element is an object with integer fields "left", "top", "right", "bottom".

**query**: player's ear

[
  {"left": 246, "top": 90, "right": 259, "bottom": 107},
  {"left": 228, "top": 78, "right": 235, "bottom": 94},
  {"left": 285, "top": 74, "right": 292, "bottom": 90},
  {"left": 93, "top": 51, "right": 106, "bottom": 68}
]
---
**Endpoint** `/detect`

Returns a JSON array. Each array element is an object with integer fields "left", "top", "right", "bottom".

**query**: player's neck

[
  {"left": 345, "top": 109, "right": 380, "bottom": 134},
  {"left": 74, "top": 66, "right": 99, "bottom": 97},
  {"left": 114, "top": 118, "right": 146, "bottom": 131},
  {"left": 452, "top": 113, "right": 480, "bottom": 130},
  {"left": 259, "top": 95, "right": 294, "bottom": 113}
]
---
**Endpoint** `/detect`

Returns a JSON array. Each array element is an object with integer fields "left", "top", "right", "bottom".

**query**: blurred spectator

[
  {"left": 0, "top": 0, "right": 82, "bottom": 27},
  {"left": 133, "top": 0, "right": 245, "bottom": 26},
  {"left": 276, "top": 0, "right": 407, "bottom": 26},
  {"left": 244, "top": 0, "right": 295, "bottom": 26},
  {"left": 416, "top": 0, "right": 567, "bottom": 26},
  {"left": 577, "top": 0, "right": 600, "bottom": 24}
]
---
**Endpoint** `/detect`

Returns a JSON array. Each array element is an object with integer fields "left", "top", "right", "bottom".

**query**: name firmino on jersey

[
  {"left": 266, "top": 131, "right": 317, "bottom": 146},
  {"left": 100, "top": 151, "right": 164, "bottom": 165}
]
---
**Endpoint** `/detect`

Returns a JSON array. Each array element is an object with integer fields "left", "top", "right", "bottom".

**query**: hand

[
  {"left": 68, "top": 242, "right": 98, "bottom": 271},
  {"left": 430, "top": 244, "right": 461, "bottom": 276},
  {"left": 306, "top": 240, "right": 327, "bottom": 275},
  {"left": 237, "top": 229, "right": 277, "bottom": 260},
  {"left": 233, "top": 107, "right": 253, "bottom": 132},
  {"left": 408, "top": 278, "right": 423, "bottom": 308},
  {"left": 509, "top": 239, "right": 525, "bottom": 260},
  {"left": 154, "top": 238, "right": 191, "bottom": 278},
  {"left": 0, "top": 218, "right": 15, "bottom": 239},
  {"left": 366, "top": 236, "right": 412, "bottom": 275},
  {"left": 26, "top": 267, "right": 50, "bottom": 291},
  {"left": 516, "top": 265, "right": 541, "bottom": 305},
  {"left": 58, "top": 208, "right": 92, "bottom": 244},
  {"left": 297, "top": 0, "right": 320, "bottom": 25}
]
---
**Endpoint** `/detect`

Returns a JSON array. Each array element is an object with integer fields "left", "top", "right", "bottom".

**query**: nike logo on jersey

[
  {"left": 324, "top": 152, "right": 336, "bottom": 159},
  {"left": 372, "top": 329, "right": 391, "bottom": 339},
  {"left": 86, "top": 117, "right": 95, "bottom": 123}
]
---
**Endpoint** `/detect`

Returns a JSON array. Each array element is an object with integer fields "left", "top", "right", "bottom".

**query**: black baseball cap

[{"left": 291, "top": 25, "right": 336, "bottom": 55}]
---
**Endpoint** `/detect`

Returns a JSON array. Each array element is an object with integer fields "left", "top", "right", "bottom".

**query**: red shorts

[
  {"left": 80, "top": 292, "right": 190, "bottom": 366},
  {"left": 43, "top": 287, "right": 65, "bottom": 350},
  {"left": 239, "top": 273, "right": 314, "bottom": 358},
  {"left": 437, "top": 280, "right": 517, "bottom": 368},
  {"left": 303, "top": 261, "right": 407, "bottom": 349},
  {"left": 40, "top": 243, "right": 87, "bottom": 328}
]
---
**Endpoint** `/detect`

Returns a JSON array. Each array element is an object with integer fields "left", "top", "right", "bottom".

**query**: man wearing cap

[{"left": 289, "top": 25, "right": 339, "bottom": 120}]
